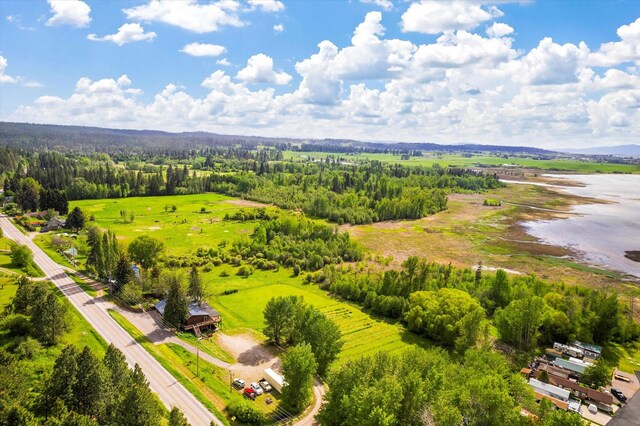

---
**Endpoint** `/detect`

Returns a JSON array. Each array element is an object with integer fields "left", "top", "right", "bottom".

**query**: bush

[
  {"left": 227, "top": 399, "right": 266, "bottom": 425},
  {"left": 219, "top": 270, "right": 230, "bottom": 277},
  {"left": 10, "top": 243, "right": 32, "bottom": 268},
  {"left": 14, "top": 337, "right": 41, "bottom": 359},
  {"left": 1, "top": 314, "right": 31, "bottom": 336},
  {"left": 237, "top": 265, "right": 253, "bottom": 277},
  {"left": 202, "top": 262, "right": 214, "bottom": 272},
  {"left": 221, "top": 289, "right": 238, "bottom": 296}
]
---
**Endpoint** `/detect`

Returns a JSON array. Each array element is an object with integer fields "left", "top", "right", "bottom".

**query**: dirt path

[{"left": 296, "top": 378, "right": 325, "bottom": 426}]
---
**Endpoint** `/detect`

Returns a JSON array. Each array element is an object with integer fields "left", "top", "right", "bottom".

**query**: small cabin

[{"left": 155, "top": 299, "right": 222, "bottom": 332}]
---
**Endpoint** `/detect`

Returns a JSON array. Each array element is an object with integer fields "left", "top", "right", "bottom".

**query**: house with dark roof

[
  {"left": 41, "top": 217, "right": 66, "bottom": 232},
  {"left": 155, "top": 299, "right": 222, "bottom": 333}
]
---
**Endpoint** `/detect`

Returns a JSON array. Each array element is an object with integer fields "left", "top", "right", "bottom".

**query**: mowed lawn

[
  {"left": 211, "top": 281, "right": 428, "bottom": 365},
  {"left": 284, "top": 151, "right": 640, "bottom": 174},
  {"left": 71, "top": 193, "right": 270, "bottom": 255}
]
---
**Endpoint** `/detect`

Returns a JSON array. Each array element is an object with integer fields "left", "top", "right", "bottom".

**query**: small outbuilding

[{"left": 155, "top": 299, "right": 222, "bottom": 333}]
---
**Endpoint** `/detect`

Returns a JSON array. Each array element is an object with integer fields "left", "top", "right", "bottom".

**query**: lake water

[{"left": 520, "top": 174, "right": 640, "bottom": 278}]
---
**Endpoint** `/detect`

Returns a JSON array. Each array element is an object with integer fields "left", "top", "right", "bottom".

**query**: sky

[{"left": 0, "top": 0, "right": 639, "bottom": 149}]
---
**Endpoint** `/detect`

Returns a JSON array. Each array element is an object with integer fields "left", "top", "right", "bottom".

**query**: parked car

[
  {"left": 243, "top": 388, "right": 257, "bottom": 400},
  {"left": 587, "top": 404, "right": 598, "bottom": 414},
  {"left": 250, "top": 382, "right": 264, "bottom": 396},
  {"left": 611, "top": 388, "right": 627, "bottom": 403},
  {"left": 259, "top": 379, "right": 273, "bottom": 392},
  {"left": 233, "top": 378, "right": 246, "bottom": 389}
]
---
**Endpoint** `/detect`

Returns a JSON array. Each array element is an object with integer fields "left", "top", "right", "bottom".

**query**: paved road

[{"left": 0, "top": 216, "right": 223, "bottom": 426}]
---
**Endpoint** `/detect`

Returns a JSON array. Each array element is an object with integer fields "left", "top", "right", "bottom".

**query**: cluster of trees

[
  {"left": 0, "top": 341, "right": 175, "bottom": 426},
  {"left": 9, "top": 243, "right": 37, "bottom": 276},
  {"left": 231, "top": 214, "right": 363, "bottom": 273},
  {"left": 4, "top": 277, "right": 69, "bottom": 345},
  {"left": 319, "top": 257, "right": 639, "bottom": 354},
  {"left": 214, "top": 162, "right": 500, "bottom": 224},
  {"left": 263, "top": 295, "right": 342, "bottom": 376},
  {"left": 318, "top": 348, "right": 583, "bottom": 426},
  {"left": 86, "top": 227, "right": 120, "bottom": 282}
]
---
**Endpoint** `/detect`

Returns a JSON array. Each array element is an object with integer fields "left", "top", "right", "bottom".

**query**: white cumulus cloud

[
  {"left": 247, "top": 0, "right": 285, "bottom": 12},
  {"left": 236, "top": 54, "right": 292, "bottom": 85},
  {"left": 401, "top": 1, "right": 502, "bottom": 34},
  {"left": 360, "top": 0, "right": 393, "bottom": 11},
  {"left": 217, "top": 58, "right": 231, "bottom": 66},
  {"left": 273, "top": 24, "right": 284, "bottom": 33},
  {"left": 0, "top": 56, "right": 18, "bottom": 84},
  {"left": 88, "top": 23, "right": 157, "bottom": 46},
  {"left": 46, "top": 0, "right": 91, "bottom": 28},
  {"left": 486, "top": 22, "right": 514, "bottom": 38},
  {"left": 589, "top": 18, "right": 640, "bottom": 66},
  {"left": 180, "top": 43, "right": 227, "bottom": 57},
  {"left": 123, "top": 0, "right": 244, "bottom": 33}
]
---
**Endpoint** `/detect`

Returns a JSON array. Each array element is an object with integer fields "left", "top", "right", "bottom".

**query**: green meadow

[
  {"left": 284, "top": 151, "right": 640, "bottom": 174},
  {"left": 212, "top": 280, "right": 428, "bottom": 365},
  {"left": 70, "top": 193, "right": 270, "bottom": 256}
]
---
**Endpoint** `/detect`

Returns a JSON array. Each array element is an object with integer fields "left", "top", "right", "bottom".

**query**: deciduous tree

[{"left": 281, "top": 343, "right": 317, "bottom": 414}]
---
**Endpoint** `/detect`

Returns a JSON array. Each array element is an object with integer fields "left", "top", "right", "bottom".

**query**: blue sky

[{"left": 1, "top": 0, "right": 639, "bottom": 148}]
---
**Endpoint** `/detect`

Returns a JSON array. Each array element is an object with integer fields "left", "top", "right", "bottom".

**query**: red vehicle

[{"left": 243, "top": 388, "right": 257, "bottom": 400}]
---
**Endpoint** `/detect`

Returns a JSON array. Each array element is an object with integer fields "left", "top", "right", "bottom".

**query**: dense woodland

[{"left": 1, "top": 144, "right": 502, "bottom": 224}]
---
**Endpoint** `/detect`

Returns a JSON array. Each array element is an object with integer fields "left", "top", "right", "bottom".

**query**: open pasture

[
  {"left": 284, "top": 151, "right": 640, "bottom": 174},
  {"left": 70, "top": 193, "right": 270, "bottom": 255},
  {"left": 212, "top": 282, "right": 428, "bottom": 365}
]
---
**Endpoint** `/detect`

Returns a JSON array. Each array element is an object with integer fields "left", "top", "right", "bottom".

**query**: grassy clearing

[
  {"left": 284, "top": 151, "right": 640, "bottom": 174},
  {"left": 0, "top": 237, "right": 45, "bottom": 278},
  {"left": 604, "top": 343, "right": 640, "bottom": 374},
  {"left": 212, "top": 282, "right": 429, "bottom": 365},
  {"left": 176, "top": 331, "right": 235, "bottom": 364},
  {"left": 71, "top": 193, "right": 269, "bottom": 256}
]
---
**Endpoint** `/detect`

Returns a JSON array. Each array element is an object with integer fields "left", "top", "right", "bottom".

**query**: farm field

[
  {"left": 212, "top": 282, "right": 428, "bottom": 365},
  {"left": 284, "top": 151, "right": 640, "bottom": 174},
  {"left": 70, "top": 193, "right": 271, "bottom": 256}
]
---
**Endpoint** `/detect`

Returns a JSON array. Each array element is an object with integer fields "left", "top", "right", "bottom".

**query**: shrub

[
  {"left": 14, "top": 337, "right": 41, "bottom": 359},
  {"left": 221, "top": 289, "right": 239, "bottom": 296},
  {"left": 227, "top": 399, "right": 266, "bottom": 425},
  {"left": 1, "top": 314, "right": 31, "bottom": 336},
  {"left": 237, "top": 266, "right": 253, "bottom": 277},
  {"left": 202, "top": 262, "right": 214, "bottom": 273},
  {"left": 220, "top": 270, "right": 230, "bottom": 277}
]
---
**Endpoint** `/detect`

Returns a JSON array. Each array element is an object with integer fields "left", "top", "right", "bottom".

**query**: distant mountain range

[
  {"left": 0, "top": 121, "right": 556, "bottom": 155},
  {"left": 561, "top": 144, "right": 640, "bottom": 157}
]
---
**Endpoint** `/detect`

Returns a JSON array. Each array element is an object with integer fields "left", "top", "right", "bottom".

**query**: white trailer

[{"left": 263, "top": 368, "right": 285, "bottom": 393}]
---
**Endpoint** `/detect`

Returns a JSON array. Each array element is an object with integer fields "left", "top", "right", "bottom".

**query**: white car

[
  {"left": 250, "top": 382, "right": 264, "bottom": 396},
  {"left": 232, "top": 378, "right": 246, "bottom": 389},
  {"left": 259, "top": 379, "right": 273, "bottom": 392}
]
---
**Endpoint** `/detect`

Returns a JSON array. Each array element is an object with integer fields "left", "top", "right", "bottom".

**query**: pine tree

[
  {"left": 30, "top": 290, "right": 68, "bottom": 345},
  {"left": 114, "top": 254, "right": 134, "bottom": 296},
  {"left": 45, "top": 345, "right": 79, "bottom": 411},
  {"left": 164, "top": 275, "right": 188, "bottom": 328},
  {"left": 168, "top": 407, "right": 189, "bottom": 426},
  {"left": 73, "top": 346, "right": 107, "bottom": 418},
  {"left": 66, "top": 207, "right": 86, "bottom": 232},
  {"left": 115, "top": 365, "right": 162, "bottom": 426},
  {"left": 187, "top": 265, "right": 204, "bottom": 305}
]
